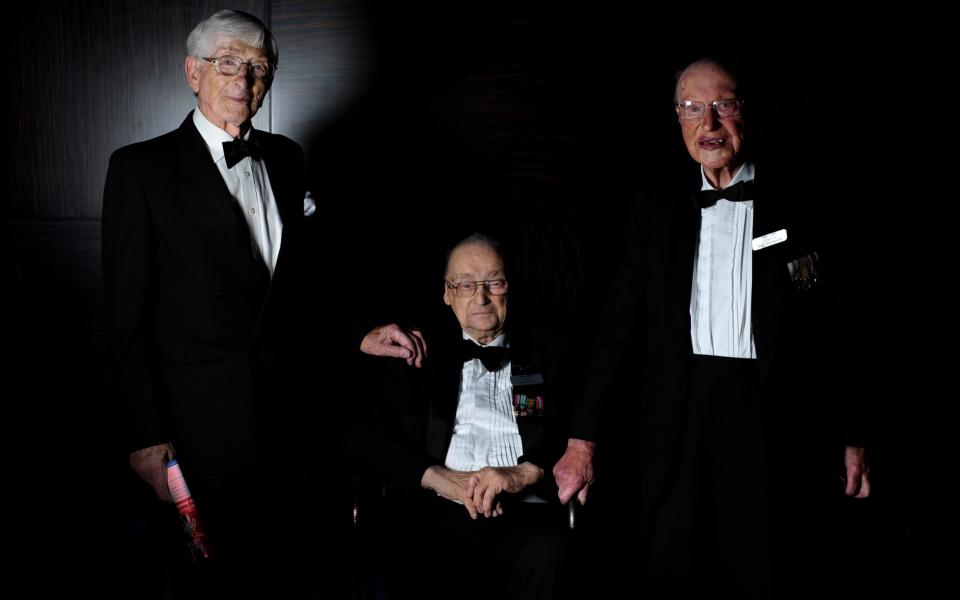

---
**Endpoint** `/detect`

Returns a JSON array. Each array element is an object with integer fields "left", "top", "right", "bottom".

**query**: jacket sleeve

[
  {"left": 342, "top": 356, "right": 437, "bottom": 497},
  {"left": 102, "top": 149, "right": 166, "bottom": 453},
  {"left": 573, "top": 197, "right": 649, "bottom": 442}
]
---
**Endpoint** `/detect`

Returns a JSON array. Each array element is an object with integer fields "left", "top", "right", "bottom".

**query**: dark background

[{"left": 2, "top": 1, "right": 928, "bottom": 597}]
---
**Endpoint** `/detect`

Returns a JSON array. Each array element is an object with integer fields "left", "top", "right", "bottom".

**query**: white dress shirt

[
  {"left": 444, "top": 333, "right": 524, "bottom": 472},
  {"left": 690, "top": 162, "right": 757, "bottom": 359},
  {"left": 193, "top": 109, "right": 283, "bottom": 275}
]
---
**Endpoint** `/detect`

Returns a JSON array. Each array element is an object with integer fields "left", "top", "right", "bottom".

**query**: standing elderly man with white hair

[{"left": 102, "top": 9, "right": 413, "bottom": 596}]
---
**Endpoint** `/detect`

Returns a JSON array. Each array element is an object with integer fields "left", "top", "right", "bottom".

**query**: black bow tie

[
  {"left": 460, "top": 339, "right": 509, "bottom": 372},
  {"left": 222, "top": 137, "right": 262, "bottom": 169},
  {"left": 693, "top": 180, "right": 755, "bottom": 209}
]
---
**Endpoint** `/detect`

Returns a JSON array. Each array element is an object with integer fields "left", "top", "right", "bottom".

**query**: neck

[
  {"left": 198, "top": 106, "right": 248, "bottom": 139},
  {"left": 225, "top": 123, "right": 246, "bottom": 139},
  {"left": 703, "top": 161, "right": 743, "bottom": 189},
  {"left": 467, "top": 329, "right": 503, "bottom": 346}
]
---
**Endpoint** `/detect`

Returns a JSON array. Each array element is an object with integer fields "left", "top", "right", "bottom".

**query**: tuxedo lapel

[
  {"left": 505, "top": 334, "right": 551, "bottom": 460},
  {"left": 426, "top": 343, "right": 463, "bottom": 462},
  {"left": 662, "top": 176, "right": 700, "bottom": 371},
  {"left": 750, "top": 173, "right": 789, "bottom": 377},
  {"left": 249, "top": 130, "right": 292, "bottom": 339},
  {"left": 507, "top": 337, "right": 535, "bottom": 379},
  {"left": 174, "top": 114, "right": 249, "bottom": 246}
]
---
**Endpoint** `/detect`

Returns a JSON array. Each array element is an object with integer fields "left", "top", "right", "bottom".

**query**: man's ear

[
  {"left": 443, "top": 286, "right": 453, "bottom": 307},
  {"left": 185, "top": 56, "right": 200, "bottom": 93}
]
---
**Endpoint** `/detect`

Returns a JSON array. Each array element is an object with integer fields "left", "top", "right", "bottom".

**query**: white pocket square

[{"left": 303, "top": 191, "right": 317, "bottom": 216}]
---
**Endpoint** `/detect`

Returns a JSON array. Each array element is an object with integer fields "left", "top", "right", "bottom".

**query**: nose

[
  {"left": 701, "top": 105, "right": 719, "bottom": 130},
  {"left": 231, "top": 63, "right": 255, "bottom": 85},
  {"left": 474, "top": 283, "right": 492, "bottom": 304}
]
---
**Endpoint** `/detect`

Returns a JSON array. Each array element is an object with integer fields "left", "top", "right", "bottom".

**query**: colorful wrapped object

[{"left": 166, "top": 459, "right": 211, "bottom": 560}]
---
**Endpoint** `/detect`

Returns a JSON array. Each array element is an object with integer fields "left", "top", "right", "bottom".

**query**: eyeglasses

[
  {"left": 202, "top": 56, "right": 276, "bottom": 80},
  {"left": 675, "top": 98, "right": 743, "bottom": 120},
  {"left": 445, "top": 279, "right": 508, "bottom": 298}
]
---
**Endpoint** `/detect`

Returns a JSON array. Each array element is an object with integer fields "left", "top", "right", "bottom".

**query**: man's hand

[
  {"left": 129, "top": 442, "right": 175, "bottom": 502},
  {"left": 468, "top": 462, "right": 543, "bottom": 518},
  {"left": 553, "top": 438, "right": 596, "bottom": 505},
  {"left": 360, "top": 324, "right": 427, "bottom": 368},
  {"left": 421, "top": 465, "right": 481, "bottom": 519},
  {"left": 843, "top": 445, "right": 871, "bottom": 498}
]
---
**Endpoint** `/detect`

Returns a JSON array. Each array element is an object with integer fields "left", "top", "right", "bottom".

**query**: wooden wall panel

[{"left": 269, "top": 0, "right": 376, "bottom": 150}]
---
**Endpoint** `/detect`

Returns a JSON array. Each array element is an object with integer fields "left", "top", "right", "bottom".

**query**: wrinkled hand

[
  {"left": 553, "top": 438, "right": 596, "bottom": 505},
  {"left": 843, "top": 445, "right": 871, "bottom": 498},
  {"left": 360, "top": 324, "right": 427, "bottom": 368},
  {"left": 129, "top": 442, "right": 175, "bottom": 502},
  {"left": 468, "top": 462, "right": 543, "bottom": 518},
  {"left": 421, "top": 465, "right": 481, "bottom": 519}
]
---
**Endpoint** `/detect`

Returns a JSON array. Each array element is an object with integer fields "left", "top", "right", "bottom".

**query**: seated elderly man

[{"left": 346, "top": 233, "right": 577, "bottom": 600}]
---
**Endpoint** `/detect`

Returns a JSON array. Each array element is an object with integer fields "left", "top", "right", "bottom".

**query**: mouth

[{"left": 698, "top": 136, "right": 726, "bottom": 150}]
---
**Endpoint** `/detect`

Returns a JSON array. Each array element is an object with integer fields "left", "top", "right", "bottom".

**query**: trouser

[
  {"left": 643, "top": 355, "right": 772, "bottom": 600},
  {"left": 384, "top": 494, "right": 572, "bottom": 600}
]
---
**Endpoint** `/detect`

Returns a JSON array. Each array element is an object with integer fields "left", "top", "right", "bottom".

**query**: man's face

[
  {"left": 676, "top": 63, "right": 745, "bottom": 173},
  {"left": 185, "top": 38, "right": 271, "bottom": 136},
  {"left": 443, "top": 242, "right": 508, "bottom": 345}
]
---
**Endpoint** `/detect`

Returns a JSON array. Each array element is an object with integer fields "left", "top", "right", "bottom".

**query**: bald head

[
  {"left": 674, "top": 58, "right": 746, "bottom": 188},
  {"left": 443, "top": 234, "right": 508, "bottom": 345},
  {"left": 675, "top": 59, "right": 738, "bottom": 103}
]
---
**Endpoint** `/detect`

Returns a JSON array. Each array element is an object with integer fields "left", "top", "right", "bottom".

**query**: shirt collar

[
  {"left": 700, "top": 162, "right": 755, "bottom": 192},
  {"left": 462, "top": 331, "right": 508, "bottom": 348},
  {"left": 192, "top": 108, "right": 253, "bottom": 164}
]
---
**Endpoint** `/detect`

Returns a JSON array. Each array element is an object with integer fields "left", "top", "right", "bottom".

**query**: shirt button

[
  {"left": 244, "top": 171, "right": 251, "bottom": 177},
  {"left": 249, "top": 207, "right": 256, "bottom": 215}
]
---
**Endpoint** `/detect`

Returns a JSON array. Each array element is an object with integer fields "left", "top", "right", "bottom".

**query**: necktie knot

[
  {"left": 693, "top": 179, "right": 754, "bottom": 209},
  {"left": 460, "top": 339, "right": 509, "bottom": 372},
  {"left": 222, "top": 137, "right": 261, "bottom": 168}
]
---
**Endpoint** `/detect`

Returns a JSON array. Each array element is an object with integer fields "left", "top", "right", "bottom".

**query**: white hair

[{"left": 186, "top": 10, "right": 278, "bottom": 64}]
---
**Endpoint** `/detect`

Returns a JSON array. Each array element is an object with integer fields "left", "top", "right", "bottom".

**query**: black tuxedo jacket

[
  {"left": 347, "top": 319, "right": 577, "bottom": 502},
  {"left": 581, "top": 161, "right": 868, "bottom": 512},
  {"left": 102, "top": 113, "right": 320, "bottom": 475}
]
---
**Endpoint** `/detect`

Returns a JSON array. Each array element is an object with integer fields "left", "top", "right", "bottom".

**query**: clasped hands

[{"left": 421, "top": 462, "right": 543, "bottom": 519}]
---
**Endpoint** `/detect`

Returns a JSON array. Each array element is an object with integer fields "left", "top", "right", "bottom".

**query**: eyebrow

[
  {"left": 216, "top": 45, "right": 266, "bottom": 59},
  {"left": 680, "top": 96, "right": 738, "bottom": 102},
  {"left": 448, "top": 270, "right": 504, "bottom": 280}
]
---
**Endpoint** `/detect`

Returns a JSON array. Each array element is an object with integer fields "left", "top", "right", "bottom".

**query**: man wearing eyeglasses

[
  {"left": 580, "top": 57, "right": 871, "bottom": 598},
  {"left": 346, "top": 233, "right": 575, "bottom": 600},
  {"left": 102, "top": 9, "right": 423, "bottom": 596}
]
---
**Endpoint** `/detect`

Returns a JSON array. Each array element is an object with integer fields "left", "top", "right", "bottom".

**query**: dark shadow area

[{"left": 0, "top": 221, "right": 154, "bottom": 597}]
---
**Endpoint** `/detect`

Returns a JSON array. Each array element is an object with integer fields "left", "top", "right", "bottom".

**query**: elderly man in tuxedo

[
  {"left": 580, "top": 57, "right": 872, "bottom": 599},
  {"left": 102, "top": 9, "right": 425, "bottom": 596},
  {"left": 347, "top": 233, "right": 576, "bottom": 600}
]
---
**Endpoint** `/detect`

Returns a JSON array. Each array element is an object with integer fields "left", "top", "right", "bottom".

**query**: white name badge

[{"left": 752, "top": 228, "right": 788, "bottom": 251}]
